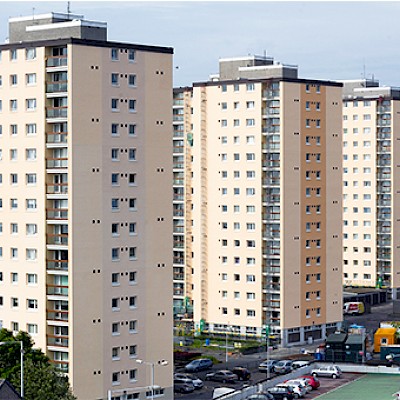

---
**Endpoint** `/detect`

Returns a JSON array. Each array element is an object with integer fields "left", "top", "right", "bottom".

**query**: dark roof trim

[
  {"left": 0, "top": 37, "right": 173, "bottom": 54},
  {"left": 173, "top": 86, "right": 193, "bottom": 93},
  {"left": 193, "top": 77, "right": 342, "bottom": 88}
]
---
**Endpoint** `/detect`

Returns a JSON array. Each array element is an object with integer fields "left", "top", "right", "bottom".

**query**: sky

[{"left": 1, "top": 1, "right": 400, "bottom": 88}]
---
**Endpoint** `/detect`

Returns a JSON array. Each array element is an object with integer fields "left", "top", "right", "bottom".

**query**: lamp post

[
  {"left": 225, "top": 323, "right": 231, "bottom": 367},
  {"left": 0, "top": 341, "right": 24, "bottom": 398},
  {"left": 135, "top": 359, "right": 168, "bottom": 400}
]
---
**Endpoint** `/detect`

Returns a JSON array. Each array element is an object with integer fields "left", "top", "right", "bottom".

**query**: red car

[{"left": 301, "top": 375, "right": 320, "bottom": 390}]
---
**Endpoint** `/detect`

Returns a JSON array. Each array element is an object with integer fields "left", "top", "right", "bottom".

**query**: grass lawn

[{"left": 316, "top": 374, "right": 400, "bottom": 400}]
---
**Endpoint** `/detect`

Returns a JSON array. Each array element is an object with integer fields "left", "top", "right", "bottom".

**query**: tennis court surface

[{"left": 316, "top": 374, "right": 400, "bottom": 400}]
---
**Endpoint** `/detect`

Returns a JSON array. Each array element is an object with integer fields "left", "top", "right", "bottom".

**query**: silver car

[{"left": 274, "top": 360, "right": 293, "bottom": 374}]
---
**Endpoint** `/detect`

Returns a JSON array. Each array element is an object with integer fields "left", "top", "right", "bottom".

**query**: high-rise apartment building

[
  {"left": 174, "top": 56, "right": 343, "bottom": 346},
  {"left": 342, "top": 79, "right": 400, "bottom": 297},
  {"left": 0, "top": 13, "right": 173, "bottom": 400}
]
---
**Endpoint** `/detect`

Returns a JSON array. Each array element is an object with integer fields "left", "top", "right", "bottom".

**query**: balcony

[
  {"left": 173, "top": 146, "right": 184, "bottom": 154},
  {"left": 47, "top": 158, "right": 68, "bottom": 169},
  {"left": 262, "top": 126, "right": 280, "bottom": 134},
  {"left": 173, "top": 272, "right": 185, "bottom": 281},
  {"left": 46, "top": 183, "right": 68, "bottom": 195},
  {"left": 263, "top": 90, "right": 280, "bottom": 98},
  {"left": 47, "top": 208, "right": 68, "bottom": 220},
  {"left": 173, "top": 115, "right": 184, "bottom": 122},
  {"left": 47, "top": 82, "right": 68, "bottom": 93},
  {"left": 262, "top": 179, "right": 280, "bottom": 187},
  {"left": 263, "top": 267, "right": 281, "bottom": 275},
  {"left": 47, "top": 334, "right": 69, "bottom": 347},
  {"left": 46, "top": 107, "right": 68, "bottom": 119},
  {"left": 47, "top": 56, "right": 68, "bottom": 68},
  {"left": 47, "top": 310, "right": 69, "bottom": 322},
  {"left": 47, "top": 132, "right": 68, "bottom": 145},
  {"left": 174, "top": 288, "right": 184, "bottom": 296},
  {"left": 47, "top": 259, "right": 68, "bottom": 271},
  {"left": 47, "top": 284, "right": 68, "bottom": 296},
  {"left": 173, "top": 256, "right": 184, "bottom": 265},
  {"left": 51, "top": 361, "right": 69, "bottom": 373},
  {"left": 47, "top": 234, "right": 68, "bottom": 246}
]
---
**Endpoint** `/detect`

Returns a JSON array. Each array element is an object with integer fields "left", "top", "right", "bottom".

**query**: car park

[
  {"left": 174, "top": 377, "right": 195, "bottom": 393},
  {"left": 174, "top": 373, "right": 203, "bottom": 389},
  {"left": 266, "top": 386, "right": 295, "bottom": 400},
  {"left": 258, "top": 359, "right": 278, "bottom": 374},
  {"left": 301, "top": 375, "right": 320, "bottom": 390},
  {"left": 277, "top": 382, "right": 307, "bottom": 398},
  {"left": 206, "top": 369, "right": 238, "bottom": 383},
  {"left": 184, "top": 358, "right": 213, "bottom": 372},
  {"left": 232, "top": 366, "right": 251, "bottom": 381},
  {"left": 311, "top": 365, "right": 342, "bottom": 379},
  {"left": 274, "top": 359, "right": 293, "bottom": 374}
]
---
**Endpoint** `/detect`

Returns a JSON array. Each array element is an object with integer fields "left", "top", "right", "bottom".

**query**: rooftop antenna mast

[{"left": 67, "top": 1, "right": 71, "bottom": 19}]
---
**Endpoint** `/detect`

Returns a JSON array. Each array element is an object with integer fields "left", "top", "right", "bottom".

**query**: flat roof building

[
  {"left": 0, "top": 12, "right": 173, "bottom": 400},
  {"left": 174, "top": 56, "right": 343, "bottom": 346}
]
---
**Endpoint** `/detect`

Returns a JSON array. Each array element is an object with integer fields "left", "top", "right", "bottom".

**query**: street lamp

[
  {"left": 225, "top": 324, "right": 232, "bottom": 367},
  {"left": 0, "top": 341, "right": 24, "bottom": 398},
  {"left": 135, "top": 359, "right": 168, "bottom": 400}
]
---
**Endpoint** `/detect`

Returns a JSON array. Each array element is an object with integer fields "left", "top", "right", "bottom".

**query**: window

[
  {"left": 11, "top": 298, "right": 19, "bottom": 308},
  {"left": 10, "top": 100, "right": 17, "bottom": 112},
  {"left": 247, "top": 223, "right": 255, "bottom": 231},
  {"left": 129, "top": 320, "right": 137, "bottom": 333},
  {"left": 129, "top": 124, "right": 136, "bottom": 136},
  {"left": 128, "top": 74, "right": 136, "bottom": 86},
  {"left": 111, "top": 273, "right": 120, "bottom": 286},
  {"left": 26, "top": 48, "right": 36, "bottom": 60},
  {"left": 11, "top": 223, "right": 18, "bottom": 234},
  {"left": 247, "top": 101, "right": 255, "bottom": 109},
  {"left": 221, "top": 102, "right": 227, "bottom": 110},
  {"left": 111, "top": 223, "right": 119, "bottom": 236},
  {"left": 26, "top": 123, "right": 37, "bottom": 135},
  {"left": 246, "top": 135, "right": 255, "bottom": 144},
  {"left": 26, "top": 73, "right": 36, "bottom": 85},
  {"left": 246, "top": 274, "right": 256, "bottom": 282},
  {"left": 26, "top": 248, "right": 37, "bottom": 260},
  {"left": 10, "top": 174, "right": 18, "bottom": 185},
  {"left": 111, "top": 173, "right": 119, "bottom": 185},
  {"left": 27, "top": 299, "right": 38, "bottom": 309},
  {"left": 111, "top": 148, "right": 119, "bottom": 161},
  {"left": 129, "top": 198, "right": 137, "bottom": 209},
  {"left": 111, "top": 48, "right": 119, "bottom": 61},
  {"left": 129, "top": 271, "right": 137, "bottom": 284},
  {"left": 129, "top": 296, "right": 137, "bottom": 308},
  {"left": 112, "top": 371, "right": 120, "bottom": 384},
  {"left": 247, "top": 292, "right": 255, "bottom": 300},
  {"left": 128, "top": 49, "right": 136, "bottom": 62},
  {"left": 10, "top": 74, "right": 17, "bottom": 86},
  {"left": 11, "top": 272, "right": 18, "bottom": 283},
  {"left": 129, "top": 345, "right": 137, "bottom": 358},
  {"left": 129, "top": 247, "right": 136, "bottom": 259},
  {"left": 26, "top": 148, "right": 36, "bottom": 161},
  {"left": 233, "top": 153, "right": 240, "bottom": 161},
  {"left": 26, "top": 199, "right": 36, "bottom": 210},
  {"left": 26, "top": 99, "right": 36, "bottom": 111},
  {"left": 11, "top": 199, "right": 18, "bottom": 209},
  {"left": 129, "top": 99, "right": 136, "bottom": 112},
  {"left": 129, "top": 173, "right": 136, "bottom": 185},
  {"left": 112, "top": 298, "right": 120, "bottom": 310},
  {"left": 111, "top": 99, "right": 119, "bottom": 110},
  {"left": 112, "top": 248, "right": 120, "bottom": 260},
  {"left": 246, "top": 153, "right": 255, "bottom": 161},
  {"left": 246, "top": 83, "right": 255, "bottom": 91},
  {"left": 221, "top": 273, "right": 227, "bottom": 281},
  {"left": 10, "top": 49, "right": 17, "bottom": 61},
  {"left": 26, "top": 173, "right": 37, "bottom": 185},
  {"left": 112, "top": 322, "right": 120, "bottom": 335},
  {"left": 233, "top": 119, "right": 240, "bottom": 127},
  {"left": 221, "top": 120, "right": 227, "bottom": 127},
  {"left": 112, "top": 347, "right": 120, "bottom": 360},
  {"left": 27, "top": 324, "right": 38, "bottom": 335},
  {"left": 129, "top": 222, "right": 136, "bottom": 235},
  {"left": 247, "top": 309, "right": 256, "bottom": 317},
  {"left": 247, "top": 171, "right": 255, "bottom": 179},
  {"left": 246, "top": 119, "right": 255, "bottom": 126},
  {"left": 111, "top": 73, "right": 119, "bottom": 86},
  {"left": 246, "top": 188, "right": 255, "bottom": 196}
]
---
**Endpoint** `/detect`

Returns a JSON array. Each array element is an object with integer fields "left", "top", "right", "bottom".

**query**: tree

[{"left": 0, "top": 329, "right": 76, "bottom": 400}]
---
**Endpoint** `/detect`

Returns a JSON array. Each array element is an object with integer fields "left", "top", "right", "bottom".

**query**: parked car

[
  {"left": 266, "top": 386, "right": 295, "bottom": 400},
  {"left": 311, "top": 365, "right": 342, "bottom": 379},
  {"left": 277, "top": 382, "right": 307, "bottom": 398},
  {"left": 274, "top": 360, "right": 293, "bottom": 374},
  {"left": 174, "top": 373, "right": 203, "bottom": 389},
  {"left": 259, "top": 359, "right": 278, "bottom": 374},
  {"left": 232, "top": 366, "right": 251, "bottom": 381},
  {"left": 205, "top": 369, "right": 238, "bottom": 383},
  {"left": 285, "top": 378, "right": 312, "bottom": 393},
  {"left": 292, "top": 360, "right": 310, "bottom": 369},
  {"left": 184, "top": 358, "right": 213, "bottom": 372},
  {"left": 174, "top": 377, "right": 195, "bottom": 393},
  {"left": 247, "top": 394, "right": 274, "bottom": 400},
  {"left": 301, "top": 375, "right": 320, "bottom": 390}
]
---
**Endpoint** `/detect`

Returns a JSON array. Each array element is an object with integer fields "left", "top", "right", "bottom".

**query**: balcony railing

[
  {"left": 47, "top": 158, "right": 68, "bottom": 168},
  {"left": 173, "top": 273, "right": 184, "bottom": 280},
  {"left": 46, "top": 183, "right": 68, "bottom": 194},
  {"left": 47, "top": 208, "right": 68, "bottom": 220},
  {"left": 47, "top": 234, "right": 68, "bottom": 246},
  {"left": 47, "top": 310, "right": 69, "bottom": 322},
  {"left": 47, "top": 56, "right": 68, "bottom": 68},
  {"left": 46, "top": 82, "right": 68, "bottom": 93},
  {"left": 47, "top": 259, "right": 68, "bottom": 271},
  {"left": 47, "top": 132, "right": 68, "bottom": 144},
  {"left": 46, "top": 107, "right": 68, "bottom": 118},
  {"left": 47, "top": 284, "right": 68, "bottom": 296},
  {"left": 47, "top": 334, "right": 69, "bottom": 347},
  {"left": 51, "top": 361, "right": 69, "bottom": 373}
]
